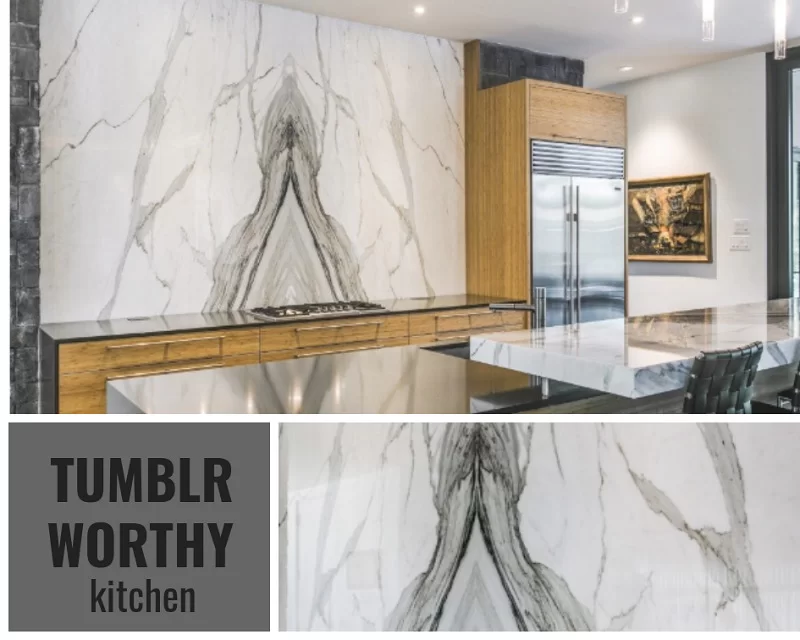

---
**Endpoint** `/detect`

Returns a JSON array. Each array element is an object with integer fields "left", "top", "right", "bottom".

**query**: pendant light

[
  {"left": 702, "top": 0, "right": 715, "bottom": 41},
  {"left": 614, "top": 0, "right": 629, "bottom": 14},
  {"left": 775, "top": 0, "right": 787, "bottom": 60}
]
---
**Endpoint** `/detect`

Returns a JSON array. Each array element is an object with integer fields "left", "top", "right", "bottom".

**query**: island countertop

[
  {"left": 469, "top": 298, "right": 800, "bottom": 399},
  {"left": 106, "top": 345, "right": 596, "bottom": 414},
  {"left": 40, "top": 294, "right": 520, "bottom": 344}
]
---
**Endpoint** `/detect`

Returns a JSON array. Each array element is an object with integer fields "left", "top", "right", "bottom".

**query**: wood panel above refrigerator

[{"left": 465, "top": 40, "right": 628, "bottom": 304}]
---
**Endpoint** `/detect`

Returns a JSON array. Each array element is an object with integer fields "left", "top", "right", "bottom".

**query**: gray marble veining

[
  {"left": 280, "top": 422, "right": 800, "bottom": 631},
  {"left": 40, "top": 0, "right": 465, "bottom": 323},
  {"left": 470, "top": 299, "right": 800, "bottom": 398}
]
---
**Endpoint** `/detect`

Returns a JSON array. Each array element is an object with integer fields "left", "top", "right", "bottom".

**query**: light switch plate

[
  {"left": 730, "top": 236, "right": 750, "bottom": 251},
  {"left": 733, "top": 219, "right": 751, "bottom": 235}
]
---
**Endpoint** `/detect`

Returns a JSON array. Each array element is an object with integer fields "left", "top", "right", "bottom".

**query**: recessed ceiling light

[
  {"left": 631, "top": 15, "right": 644, "bottom": 25},
  {"left": 414, "top": 5, "right": 426, "bottom": 15},
  {"left": 619, "top": 66, "right": 634, "bottom": 72}
]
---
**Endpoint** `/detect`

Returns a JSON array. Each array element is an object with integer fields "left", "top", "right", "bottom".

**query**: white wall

[{"left": 613, "top": 53, "right": 767, "bottom": 316}]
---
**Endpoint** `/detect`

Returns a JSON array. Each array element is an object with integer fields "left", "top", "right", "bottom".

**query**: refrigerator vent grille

[{"left": 531, "top": 140, "right": 625, "bottom": 179}]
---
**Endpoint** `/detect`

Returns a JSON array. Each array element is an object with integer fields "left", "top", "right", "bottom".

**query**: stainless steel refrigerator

[{"left": 531, "top": 140, "right": 626, "bottom": 327}]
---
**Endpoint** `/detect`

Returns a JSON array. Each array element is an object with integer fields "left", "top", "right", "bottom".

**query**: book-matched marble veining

[
  {"left": 280, "top": 423, "right": 800, "bottom": 631},
  {"left": 39, "top": 0, "right": 464, "bottom": 322}
]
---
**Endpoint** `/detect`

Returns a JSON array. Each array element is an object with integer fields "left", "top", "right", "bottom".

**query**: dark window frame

[{"left": 767, "top": 47, "right": 800, "bottom": 299}]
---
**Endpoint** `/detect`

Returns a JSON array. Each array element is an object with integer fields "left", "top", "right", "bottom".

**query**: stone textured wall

[
  {"left": 10, "top": 0, "right": 41, "bottom": 413},
  {"left": 478, "top": 41, "right": 584, "bottom": 89}
]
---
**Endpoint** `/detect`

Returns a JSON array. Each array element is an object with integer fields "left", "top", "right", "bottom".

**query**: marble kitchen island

[{"left": 470, "top": 299, "right": 800, "bottom": 400}]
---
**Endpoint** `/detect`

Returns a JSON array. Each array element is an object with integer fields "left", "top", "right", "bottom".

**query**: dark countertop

[
  {"left": 106, "top": 345, "right": 596, "bottom": 414},
  {"left": 40, "top": 294, "right": 520, "bottom": 344}
]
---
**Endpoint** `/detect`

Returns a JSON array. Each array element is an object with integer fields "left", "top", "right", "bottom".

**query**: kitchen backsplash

[{"left": 40, "top": 0, "right": 465, "bottom": 323}]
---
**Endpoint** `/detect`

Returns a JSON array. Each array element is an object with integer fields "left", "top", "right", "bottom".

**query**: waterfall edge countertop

[
  {"left": 469, "top": 298, "right": 800, "bottom": 399},
  {"left": 106, "top": 345, "right": 598, "bottom": 414},
  {"left": 39, "top": 295, "right": 520, "bottom": 343}
]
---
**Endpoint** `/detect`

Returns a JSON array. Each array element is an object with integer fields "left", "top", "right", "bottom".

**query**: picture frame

[{"left": 627, "top": 173, "right": 713, "bottom": 263}]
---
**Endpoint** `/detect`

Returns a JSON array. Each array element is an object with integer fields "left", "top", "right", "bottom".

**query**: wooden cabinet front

[
  {"left": 57, "top": 328, "right": 261, "bottom": 414},
  {"left": 259, "top": 314, "right": 409, "bottom": 357},
  {"left": 409, "top": 308, "right": 526, "bottom": 344},
  {"left": 53, "top": 306, "right": 528, "bottom": 413},
  {"left": 528, "top": 81, "right": 626, "bottom": 148}
]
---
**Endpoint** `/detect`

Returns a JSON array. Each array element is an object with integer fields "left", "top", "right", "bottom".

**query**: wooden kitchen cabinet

[
  {"left": 59, "top": 328, "right": 260, "bottom": 374},
  {"left": 527, "top": 80, "right": 627, "bottom": 148},
  {"left": 50, "top": 305, "right": 525, "bottom": 413},
  {"left": 409, "top": 309, "right": 526, "bottom": 344},
  {"left": 58, "top": 353, "right": 259, "bottom": 414},
  {"left": 56, "top": 328, "right": 261, "bottom": 414},
  {"left": 259, "top": 313, "right": 410, "bottom": 357}
]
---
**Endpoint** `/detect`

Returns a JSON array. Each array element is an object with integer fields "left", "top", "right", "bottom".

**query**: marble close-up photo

[
  {"left": 279, "top": 422, "right": 800, "bottom": 632},
  {"left": 39, "top": 0, "right": 464, "bottom": 323}
]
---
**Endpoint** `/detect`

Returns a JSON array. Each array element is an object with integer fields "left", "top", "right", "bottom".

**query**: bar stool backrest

[{"left": 683, "top": 341, "right": 764, "bottom": 414}]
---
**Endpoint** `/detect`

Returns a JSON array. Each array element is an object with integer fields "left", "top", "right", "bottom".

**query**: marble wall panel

[
  {"left": 280, "top": 423, "right": 800, "bottom": 631},
  {"left": 40, "top": 0, "right": 464, "bottom": 322}
]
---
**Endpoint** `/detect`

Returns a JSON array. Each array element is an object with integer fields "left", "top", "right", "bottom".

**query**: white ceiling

[{"left": 260, "top": 0, "right": 798, "bottom": 87}]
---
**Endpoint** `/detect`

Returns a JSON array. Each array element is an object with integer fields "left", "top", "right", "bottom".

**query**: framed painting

[{"left": 627, "top": 173, "right": 712, "bottom": 262}]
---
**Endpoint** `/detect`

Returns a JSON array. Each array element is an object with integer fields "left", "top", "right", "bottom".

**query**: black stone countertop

[
  {"left": 106, "top": 345, "right": 595, "bottom": 415},
  {"left": 40, "top": 294, "right": 521, "bottom": 344}
]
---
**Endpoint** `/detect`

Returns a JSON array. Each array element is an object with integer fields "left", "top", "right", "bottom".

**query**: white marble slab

[
  {"left": 279, "top": 422, "right": 800, "bottom": 631},
  {"left": 40, "top": 0, "right": 464, "bottom": 323},
  {"left": 470, "top": 299, "right": 800, "bottom": 398}
]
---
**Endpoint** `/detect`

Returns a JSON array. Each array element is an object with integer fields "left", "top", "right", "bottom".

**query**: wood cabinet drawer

[
  {"left": 409, "top": 307, "right": 509, "bottom": 336},
  {"left": 59, "top": 329, "right": 260, "bottom": 374},
  {"left": 58, "top": 353, "right": 259, "bottom": 414},
  {"left": 409, "top": 309, "right": 526, "bottom": 345},
  {"left": 260, "top": 314, "right": 409, "bottom": 354},
  {"left": 260, "top": 337, "right": 409, "bottom": 363},
  {"left": 528, "top": 82, "right": 626, "bottom": 148}
]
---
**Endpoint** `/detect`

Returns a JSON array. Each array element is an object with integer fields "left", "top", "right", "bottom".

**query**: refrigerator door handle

[
  {"left": 562, "top": 185, "right": 569, "bottom": 323},
  {"left": 568, "top": 184, "right": 574, "bottom": 325},
  {"left": 576, "top": 185, "right": 581, "bottom": 324}
]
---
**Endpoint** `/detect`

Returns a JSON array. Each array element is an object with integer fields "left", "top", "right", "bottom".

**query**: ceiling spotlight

[
  {"left": 615, "top": 0, "right": 629, "bottom": 13},
  {"left": 775, "top": 0, "right": 787, "bottom": 60},
  {"left": 414, "top": 5, "right": 426, "bottom": 15},
  {"left": 631, "top": 15, "right": 645, "bottom": 25},
  {"left": 619, "top": 66, "right": 634, "bottom": 72},
  {"left": 702, "top": 0, "right": 715, "bottom": 41}
]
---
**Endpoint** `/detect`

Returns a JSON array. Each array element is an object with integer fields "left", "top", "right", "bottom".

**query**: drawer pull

[
  {"left": 106, "top": 361, "right": 222, "bottom": 381},
  {"left": 435, "top": 334, "right": 472, "bottom": 342},
  {"left": 294, "top": 321, "right": 384, "bottom": 333},
  {"left": 436, "top": 311, "right": 495, "bottom": 321},
  {"left": 104, "top": 335, "right": 225, "bottom": 351},
  {"left": 296, "top": 345, "right": 376, "bottom": 359}
]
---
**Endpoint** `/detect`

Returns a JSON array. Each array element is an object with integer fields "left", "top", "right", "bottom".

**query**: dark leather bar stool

[{"left": 682, "top": 342, "right": 763, "bottom": 414}]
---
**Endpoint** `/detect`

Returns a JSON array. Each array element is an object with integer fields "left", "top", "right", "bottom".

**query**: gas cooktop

[{"left": 248, "top": 301, "right": 387, "bottom": 321}]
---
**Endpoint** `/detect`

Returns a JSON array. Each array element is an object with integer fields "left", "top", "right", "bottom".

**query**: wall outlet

[
  {"left": 730, "top": 236, "right": 750, "bottom": 251},
  {"left": 733, "top": 219, "right": 751, "bottom": 235}
]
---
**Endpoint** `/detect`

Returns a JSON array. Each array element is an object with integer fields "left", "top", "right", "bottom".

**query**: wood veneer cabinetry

[
  {"left": 53, "top": 306, "right": 521, "bottom": 413},
  {"left": 408, "top": 308, "right": 526, "bottom": 344},
  {"left": 527, "top": 80, "right": 626, "bottom": 148},
  {"left": 465, "top": 40, "right": 628, "bottom": 303},
  {"left": 58, "top": 328, "right": 261, "bottom": 414}
]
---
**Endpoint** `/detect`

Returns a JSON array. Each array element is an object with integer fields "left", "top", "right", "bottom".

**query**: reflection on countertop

[
  {"left": 40, "top": 294, "right": 522, "bottom": 343},
  {"left": 107, "top": 345, "right": 597, "bottom": 414}
]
